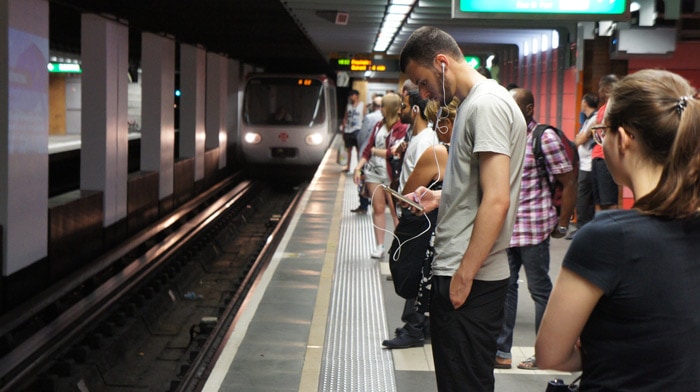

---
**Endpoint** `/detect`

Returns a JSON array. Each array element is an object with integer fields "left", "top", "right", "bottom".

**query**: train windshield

[{"left": 243, "top": 77, "right": 326, "bottom": 127}]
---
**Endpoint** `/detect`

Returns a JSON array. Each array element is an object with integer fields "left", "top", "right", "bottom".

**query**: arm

[
  {"left": 341, "top": 105, "right": 348, "bottom": 131},
  {"left": 353, "top": 157, "right": 368, "bottom": 185},
  {"left": 575, "top": 125, "right": 593, "bottom": 147},
  {"left": 450, "top": 152, "right": 511, "bottom": 308},
  {"left": 535, "top": 267, "right": 603, "bottom": 371},
  {"left": 552, "top": 169, "right": 577, "bottom": 238},
  {"left": 403, "top": 145, "right": 447, "bottom": 195}
]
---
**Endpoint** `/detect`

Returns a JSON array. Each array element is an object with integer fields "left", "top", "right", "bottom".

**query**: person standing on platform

[
  {"left": 341, "top": 89, "right": 364, "bottom": 172},
  {"left": 400, "top": 26, "right": 526, "bottom": 392},
  {"left": 382, "top": 90, "right": 436, "bottom": 349},
  {"left": 351, "top": 95, "right": 383, "bottom": 213},
  {"left": 566, "top": 92, "right": 599, "bottom": 239},
  {"left": 590, "top": 75, "right": 619, "bottom": 211},
  {"left": 494, "top": 88, "right": 576, "bottom": 370},
  {"left": 536, "top": 69, "right": 700, "bottom": 391},
  {"left": 353, "top": 93, "right": 407, "bottom": 259}
]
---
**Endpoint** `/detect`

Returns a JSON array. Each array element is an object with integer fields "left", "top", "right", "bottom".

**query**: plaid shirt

[{"left": 510, "top": 120, "right": 573, "bottom": 247}]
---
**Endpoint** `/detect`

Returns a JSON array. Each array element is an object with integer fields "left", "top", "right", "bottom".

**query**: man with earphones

[
  {"left": 400, "top": 26, "right": 526, "bottom": 392},
  {"left": 382, "top": 89, "right": 436, "bottom": 349}
]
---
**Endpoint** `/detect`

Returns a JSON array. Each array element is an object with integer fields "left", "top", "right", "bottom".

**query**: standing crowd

[{"left": 338, "top": 25, "right": 700, "bottom": 392}]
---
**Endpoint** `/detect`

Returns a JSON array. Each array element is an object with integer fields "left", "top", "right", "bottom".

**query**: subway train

[{"left": 239, "top": 74, "right": 338, "bottom": 171}]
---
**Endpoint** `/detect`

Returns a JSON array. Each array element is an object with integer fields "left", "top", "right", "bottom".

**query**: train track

[{"left": 0, "top": 175, "right": 307, "bottom": 391}]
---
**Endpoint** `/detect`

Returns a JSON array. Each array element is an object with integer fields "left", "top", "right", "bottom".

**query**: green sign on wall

[{"left": 453, "top": 0, "right": 628, "bottom": 19}]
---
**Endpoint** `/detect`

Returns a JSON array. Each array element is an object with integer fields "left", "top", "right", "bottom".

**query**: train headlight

[
  {"left": 244, "top": 132, "right": 262, "bottom": 144},
  {"left": 305, "top": 133, "right": 324, "bottom": 146}
]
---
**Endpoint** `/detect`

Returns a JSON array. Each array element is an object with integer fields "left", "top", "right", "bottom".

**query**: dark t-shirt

[{"left": 564, "top": 210, "right": 700, "bottom": 391}]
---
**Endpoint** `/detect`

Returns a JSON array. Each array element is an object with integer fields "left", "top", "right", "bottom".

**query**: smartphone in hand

[{"left": 383, "top": 186, "right": 424, "bottom": 212}]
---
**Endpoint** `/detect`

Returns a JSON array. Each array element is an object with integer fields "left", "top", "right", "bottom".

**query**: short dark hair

[
  {"left": 407, "top": 91, "right": 428, "bottom": 121},
  {"left": 582, "top": 93, "right": 599, "bottom": 109},
  {"left": 349, "top": 89, "right": 359, "bottom": 96},
  {"left": 400, "top": 26, "right": 463, "bottom": 73}
]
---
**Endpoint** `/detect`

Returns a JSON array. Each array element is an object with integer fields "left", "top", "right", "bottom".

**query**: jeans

[{"left": 496, "top": 239, "right": 552, "bottom": 358}]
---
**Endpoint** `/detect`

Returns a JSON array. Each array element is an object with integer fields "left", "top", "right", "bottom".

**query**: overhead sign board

[
  {"left": 332, "top": 58, "right": 398, "bottom": 73},
  {"left": 452, "top": 0, "right": 629, "bottom": 20}
]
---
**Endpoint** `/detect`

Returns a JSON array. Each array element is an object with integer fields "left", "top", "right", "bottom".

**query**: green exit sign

[
  {"left": 47, "top": 62, "right": 81, "bottom": 73},
  {"left": 464, "top": 56, "right": 481, "bottom": 69},
  {"left": 453, "top": 0, "right": 629, "bottom": 20}
]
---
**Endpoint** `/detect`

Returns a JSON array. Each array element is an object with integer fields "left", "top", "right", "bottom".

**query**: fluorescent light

[
  {"left": 387, "top": 5, "right": 411, "bottom": 14},
  {"left": 381, "top": 20, "right": 403, "bottom": 29},
  {"left": 541, "top": 33, "right": 549, "bottom": 52},
  {"left": 372, "top": 0, "right": 417, "bottom": 53},
  {"left": 384, "top": 14, "right": 406, "bottom": 22}
]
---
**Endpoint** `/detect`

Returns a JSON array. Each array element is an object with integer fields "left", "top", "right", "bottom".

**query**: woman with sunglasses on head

[
  {"left": 535, "top": 69, "right": 700, "bottom": 391},
  {"left": 354, "top": 92, "right": 408, "bottom": 259}
]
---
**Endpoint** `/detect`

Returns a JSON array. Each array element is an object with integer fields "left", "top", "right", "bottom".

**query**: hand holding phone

[{"left": 383, "top": 186, "right": 424, "bottom": 212}]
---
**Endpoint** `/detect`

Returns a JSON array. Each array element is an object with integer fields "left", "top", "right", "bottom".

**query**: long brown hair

[{"left": 607, "top": 69, "right": 700, "bottom": 218}]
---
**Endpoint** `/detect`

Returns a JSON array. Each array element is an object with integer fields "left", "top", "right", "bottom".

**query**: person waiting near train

[
  {"left": 400, "top": 26, "right": 526, "bottom": 392},
  {"left": 494, "top": 88, "right": 576, "bottom": 370},
  {"left": 590, "top": 75, "right": 619, "bottom": 212},
  {"left": 341, "top": 89, "right": 364, "bottom": 172},
  {"left": 566, "top": 92, "right": 599, "bottom": 239},
  {"left": 353, "top": 93, "right": 407, "bottom": 259},
  {"left": 535, "top": 69, "right": 700, "bottom": 391},
  {"left": 382, "top": 90, "right": 436, "bottom": 349},
  {"left": 350, "top": 95, "right": 383, "bottom": 214}
]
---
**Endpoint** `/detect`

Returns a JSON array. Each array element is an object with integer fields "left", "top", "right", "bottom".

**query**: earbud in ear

[
  {"left": 412, "top": 106, "right": 419, "bottom": 113},
  {"left": 441, "top": 62, "right": 445, "bottom": 73}
]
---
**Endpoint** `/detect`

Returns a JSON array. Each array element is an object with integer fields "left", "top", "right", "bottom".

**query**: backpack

[{"left": 531, "top": 124, "right": 579, "bottom": 215}]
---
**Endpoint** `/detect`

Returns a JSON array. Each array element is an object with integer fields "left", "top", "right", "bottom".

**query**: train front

[{"left": 240, "top": 75, "right": 337, "bottom": 172}]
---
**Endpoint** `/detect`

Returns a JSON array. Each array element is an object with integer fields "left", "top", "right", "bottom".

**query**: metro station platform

[{"left": 201, "top": 146, "right": 577, "bottom": 391}]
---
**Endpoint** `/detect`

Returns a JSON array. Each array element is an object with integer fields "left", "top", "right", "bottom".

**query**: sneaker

[
  {"left": 370, "top": 245, "right": 385, "bottom": 259},
  {"left": 382, "top": 332, "right": 424, "bottom": 349},
  {"left": 351, "top": 206, "right": 367, "bottom": 213}
]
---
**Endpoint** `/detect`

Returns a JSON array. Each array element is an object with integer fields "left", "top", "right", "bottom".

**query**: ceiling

[{"left": 49, "top": 0, "right": 700, "bottom": 79}]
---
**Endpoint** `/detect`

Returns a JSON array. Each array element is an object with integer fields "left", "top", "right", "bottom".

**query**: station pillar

[
  {"left": 80, "top": 14, "right": 129, "bottom": 227},
  {"left": 0, "top": 0, "right": 49, "bottom": 275},
  {"left": 140, "top": 32, "right": 176, "bottom": 200},
  {"left": 206, "top": 53, "right": 228, "bottom": 169},
  {"left": 179, "top": 44, "right": 206, "bottom": 182}
]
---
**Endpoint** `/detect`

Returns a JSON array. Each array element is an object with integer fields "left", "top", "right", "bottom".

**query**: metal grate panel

[{"left": 320, "top": 175, "right": 396, "bottom": 391}]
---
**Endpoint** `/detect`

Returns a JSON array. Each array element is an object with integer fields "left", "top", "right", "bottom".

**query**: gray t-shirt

[{"left": 432, "top": 79, "right": 526, "bottom": 281}]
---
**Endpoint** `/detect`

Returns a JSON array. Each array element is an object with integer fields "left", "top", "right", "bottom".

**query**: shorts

[
  {"left": 343, "top": 130, "right": 359, "bottom": 149},
  {"left": 591, "top": 158, "right": 619, "bottom": 207}
]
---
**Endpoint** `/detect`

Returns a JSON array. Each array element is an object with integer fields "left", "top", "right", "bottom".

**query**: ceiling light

[
  {"left": 387, "top": 5, "right": 412, "bottom": 15},
  {"left": 372, "top": 0, "right": 417, "bottom": 53}
]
